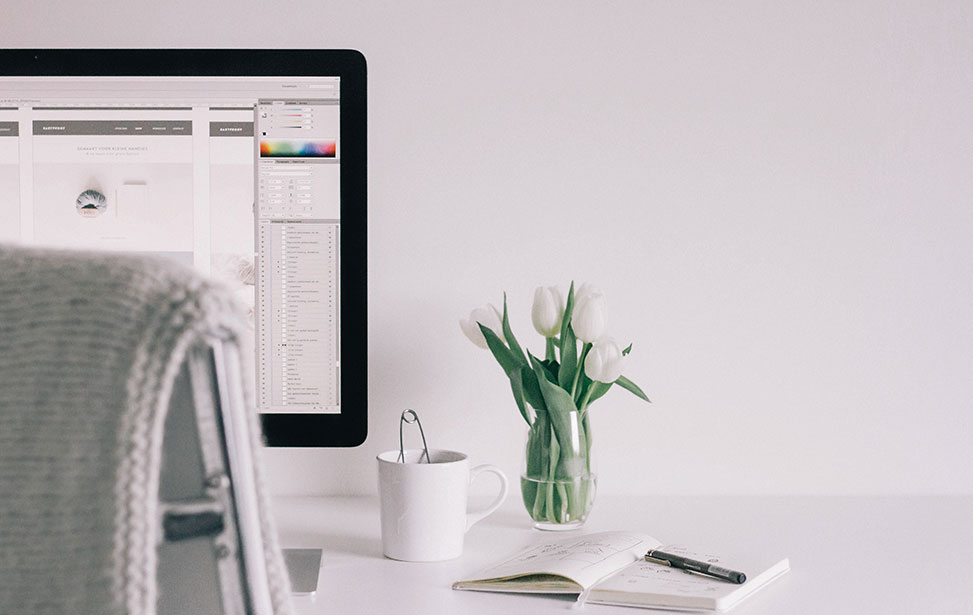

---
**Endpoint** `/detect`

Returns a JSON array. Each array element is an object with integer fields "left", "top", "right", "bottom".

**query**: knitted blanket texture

[{"left": 0, "top": 245, "right": 293, "bottom": 615}]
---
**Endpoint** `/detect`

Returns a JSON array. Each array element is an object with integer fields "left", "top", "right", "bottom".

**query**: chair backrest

[
  {"left": 157, "top": 341, "right": 273, "bottom": 615},
  {"left": 0, "top": 245, "right": 292, "bottom": 615}
]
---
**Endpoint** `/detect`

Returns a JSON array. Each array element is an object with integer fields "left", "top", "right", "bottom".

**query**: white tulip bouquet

[{"left": 461, "top": 282, "right": 649, "bottom": 528}]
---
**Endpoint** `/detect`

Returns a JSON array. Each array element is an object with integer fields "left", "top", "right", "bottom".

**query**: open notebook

[{"left": 453, "top": 531, "right": 789, "bottom": 612}]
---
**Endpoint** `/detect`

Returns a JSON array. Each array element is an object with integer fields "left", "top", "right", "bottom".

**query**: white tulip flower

[
  {"left": 584, "top": 337, "right": 627, "bottom": 383},
  {"left": 572, "top": 289, "right": 607, "bottom": 343},
  {"left": 575, "top": 282, "right": 599, "bottom": 303},
  {"left": 531, "top": 285, "right": 565, "bottom": 337},
  {"left": 459, "top": 304, "right": 505, "bottom": 349}
]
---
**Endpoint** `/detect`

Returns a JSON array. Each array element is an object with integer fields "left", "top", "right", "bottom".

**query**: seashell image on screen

[{"left": 75, "top": 189, "right": 107, "bottom": 217}]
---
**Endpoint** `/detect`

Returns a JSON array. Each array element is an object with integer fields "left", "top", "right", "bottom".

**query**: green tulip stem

[
  {"left": 546, "top": 427, "right": 559, "bottom": 523},
  {"left": 582, "top": 413, "right": 592, "bottom": 474},
  {"left": 545, "top": 337, "right": 556, "bottom": 362},
  {"left": 578, "top": 386, "right": 595, "bottom": 415},
  {"left": 522, "top": 411, "right": 593, "bottom": 526},
  {"left": 570, "top": 343, "right": 591, "bottom": 401}
]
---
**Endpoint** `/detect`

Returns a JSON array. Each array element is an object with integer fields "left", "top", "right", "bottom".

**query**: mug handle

[{"left": 465, "top": 464, "right": 509, "bottom": 531}]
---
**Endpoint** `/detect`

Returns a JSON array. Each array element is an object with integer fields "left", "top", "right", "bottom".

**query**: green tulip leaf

[
  {"left": 558, "top": 325, "right": 577, "bottom": 390},
  {"left": 508, "top": 369, "right": 531, "bottom": 425},
  {"left": 479, "top": 324, "right": 519, "bottom": 376},
  {"left": 518, "top": 365, "right": 548, "bottom": 413},
  {"left": 529, "top": 352, "right": 558, "bottom": 385},
  {"left": 622, "top": 343, "right": 633, "bottom": 356},
  {"left": 559, "top": 281, "right": 576, "bottom": 356},
  {"left": 524, "top": 412, "right": 551, "bottom": 478},
  {"left": 530, "top": 355, "right": 580, "bottom": 416},
  {"left": 547, "top": 408, "right": 588, "bottom": 480},
  {"left": 616, "top": 374, "right": 651, "bottom": 402},
  {"left": 541, "top": 379, "right": 579, "bottom": 416},
  {"left": 502, "top": 293, "right": 527, "bottom": 366},
  {"left": 584, "top": 381, "right": 613, "bottom": 408},
  {"left": 540, "top": 359, "right": 560, "bottom": 381}
]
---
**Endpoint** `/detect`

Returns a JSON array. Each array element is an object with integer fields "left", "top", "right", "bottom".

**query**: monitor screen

[{"left": 0, "top": 49, "right": 367, "bottom": 447}]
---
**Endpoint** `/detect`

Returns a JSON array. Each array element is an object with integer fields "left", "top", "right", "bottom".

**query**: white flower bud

[
  {"left": 531, "top": 285, "right": 564, "bottom": 338},
  {"left": 572, "top": 289, "right": 607, "bottom": 343},
  {"left": 459, "top": 304, "right": 504, "bottom": 349},
  {"left": 584, "top": 337, "right": 627, "bottom": 383}
]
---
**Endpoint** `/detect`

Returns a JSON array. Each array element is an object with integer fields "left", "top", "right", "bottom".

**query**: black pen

[{"left": 645, "top": 549, "right": 747, "bottom": 584}]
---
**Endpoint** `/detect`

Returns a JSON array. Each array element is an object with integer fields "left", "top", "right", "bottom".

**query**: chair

[{"left": 0, "top": 244, "right": 293, "bottom": 615}]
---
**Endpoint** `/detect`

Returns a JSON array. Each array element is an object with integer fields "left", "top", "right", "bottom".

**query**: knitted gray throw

[{"left": 0, "top": 245, "right": 293, "bottom": 615}]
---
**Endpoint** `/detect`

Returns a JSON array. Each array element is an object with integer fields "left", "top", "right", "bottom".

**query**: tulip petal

[
  {"left": 583, "top": 344, "right": 606, "bottom": 382},
  {"left": 460, "top": 318, "right": 488, "bottom": 348},
  {"left": 572, "top": 292, "right": 608, "bottom": 343},
  {"left": 531, "top": 286, "right": 562, "bottom": 337}
]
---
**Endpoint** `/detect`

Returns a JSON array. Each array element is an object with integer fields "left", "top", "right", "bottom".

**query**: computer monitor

[{"left": 0, "top": 49, "right": 367, "bottom": 447}]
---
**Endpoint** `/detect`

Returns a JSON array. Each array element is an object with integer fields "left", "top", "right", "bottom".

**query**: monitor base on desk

[{"left": 283, "top": 548, "right": 323, "bottom": 595}]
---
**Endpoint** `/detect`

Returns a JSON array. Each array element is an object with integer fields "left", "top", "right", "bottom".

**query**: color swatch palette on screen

[{"left": 260, "top": 139, "right": 337, "bottom": 158}]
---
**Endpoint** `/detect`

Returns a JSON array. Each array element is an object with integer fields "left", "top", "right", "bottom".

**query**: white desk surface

[{"left": 273, "top": 494, "right": 973, "bottom": 614}]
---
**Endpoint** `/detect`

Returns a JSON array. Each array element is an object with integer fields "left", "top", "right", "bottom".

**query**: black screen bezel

[{"left": 0, "top": 49, "right": 368, "bottom": 447}]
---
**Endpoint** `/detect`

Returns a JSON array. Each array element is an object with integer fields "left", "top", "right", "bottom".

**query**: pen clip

[{"left": 644, "top": 553, "right": 671, "bottom": 566}]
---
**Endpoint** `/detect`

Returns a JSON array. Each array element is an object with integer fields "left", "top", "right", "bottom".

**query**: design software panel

[{"left": 0, "top": 76, "right": 342, "bottom": 415}]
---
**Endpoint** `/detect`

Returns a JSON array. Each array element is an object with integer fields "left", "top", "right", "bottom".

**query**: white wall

[{"left": 5, "top": 0, "right": 971, "bottom": 496}]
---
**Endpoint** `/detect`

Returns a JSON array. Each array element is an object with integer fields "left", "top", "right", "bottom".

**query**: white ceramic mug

[{"left": 377, "top": 448, "right": 508, "bottom": 562}]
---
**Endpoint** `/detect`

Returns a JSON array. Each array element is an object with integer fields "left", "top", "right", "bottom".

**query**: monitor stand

[{"left": 282, "top": 548, "right": 323, "bottom": 595}]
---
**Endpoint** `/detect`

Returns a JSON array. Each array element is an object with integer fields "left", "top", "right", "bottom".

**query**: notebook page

[
  {"left": 589, "top": 546, "right": 790, "bottom": 611},
  {"left": 463, "top": 531, "right": 660, "bottom": 590}
]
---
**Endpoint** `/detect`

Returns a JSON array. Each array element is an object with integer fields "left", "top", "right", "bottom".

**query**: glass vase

[{"left": 520, "top": 409, "right": 596, "bottom": 530}]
